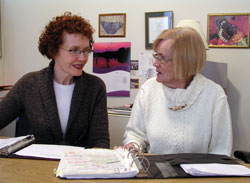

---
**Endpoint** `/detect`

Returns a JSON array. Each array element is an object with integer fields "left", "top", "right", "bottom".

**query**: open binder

[
  {"left": 0, "top": 135, "right": 35, "bottom": 156},
  {"left": 55, "top": 141, "right": 250, "bottom": 180},
  {"left": 55, "top": 148, "right": 144, "bottom": 179},
  {"left": 137, "top": 153, "right": 250, "bottom": 178}
]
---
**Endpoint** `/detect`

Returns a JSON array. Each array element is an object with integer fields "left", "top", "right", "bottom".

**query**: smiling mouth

[{"left": 72, "top": 64, "right": 83, "bottom": 70}]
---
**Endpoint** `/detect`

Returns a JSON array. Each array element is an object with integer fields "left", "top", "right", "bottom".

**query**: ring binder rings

[
  {"left": 135, "top": 153, "right": 250, "bottom": 178},
  {"left": 122, "top": 143, "right": 250, "bottom": 179},
  {"left": 127, "top": 142, "right": 150, "bottom": 178},
  {"left": 0, "top": 135, "right": 35, "bottom": 156},
  {"left": 55, "top": 145, "right": 152, "bottom": 179}
]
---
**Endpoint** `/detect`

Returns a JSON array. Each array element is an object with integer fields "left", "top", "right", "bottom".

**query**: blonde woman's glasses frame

[{"left": 152, "top": 53, "right": 172, "bottom": 64}]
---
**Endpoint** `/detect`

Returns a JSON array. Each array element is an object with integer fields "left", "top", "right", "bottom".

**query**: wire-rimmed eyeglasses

[
  {"left": 62, "top": 47, "right": 93, "bottom": 57},
  {"left": 152, "top": 53, "right": 173, "bottom": 64}
]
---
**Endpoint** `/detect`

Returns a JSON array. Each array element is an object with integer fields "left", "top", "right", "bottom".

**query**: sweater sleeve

[
  {"left": 0, "top": 77, "right": 26, "bottom": 129},
  {"left": 85, "top": 79, "right": 110, "bottom": 149},
  {"left": 123, "top": 87, "right": 149, "bottom": 151},
  {"left": 208, "top": 95, "right": 233, "bottom": 156}
]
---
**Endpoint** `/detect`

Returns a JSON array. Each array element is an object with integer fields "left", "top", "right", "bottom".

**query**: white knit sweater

[{"left": 123, "top": 74, "right": 232, "bottom": 156}]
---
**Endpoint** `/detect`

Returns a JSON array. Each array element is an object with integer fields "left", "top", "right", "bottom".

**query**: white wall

[
  {"left": 0, "top": 58, "right": 3, "bottom": 84},
  {"left": 1, "top": 0, "right": 250, "bottom": 152}
]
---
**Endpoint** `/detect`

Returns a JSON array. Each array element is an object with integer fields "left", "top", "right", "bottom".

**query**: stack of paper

[
  {"left": 108, "top": 105, "right": 132, "bottom": 117},
  {"left": 180, "top": 163, "right": 250, "bottom": 176},
  {"left": 56, "top": 148, "right": 139, "bottom": 179}
]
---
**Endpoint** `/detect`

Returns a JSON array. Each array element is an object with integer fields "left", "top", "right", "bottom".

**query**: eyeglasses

[
  {"left": 62, "top": 47, "right": 93, "bottom": 57},
  {"left": 152, "top": 53, "right": 173, "bottom": 64}
]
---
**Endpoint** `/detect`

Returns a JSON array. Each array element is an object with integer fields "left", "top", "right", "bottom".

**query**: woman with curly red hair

[{"left": 0, "top": 12, "right": 110, "bottom": 148}]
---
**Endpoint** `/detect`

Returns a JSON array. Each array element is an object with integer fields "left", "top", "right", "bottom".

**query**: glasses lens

[
  {"left": 83, "top": 49, "right": 93, "bottom": 55},
  {"left": 153, "top": 53, "right": 163, "bottom": 63},
  {"left": 152, "top": 53, "right": 158, "bottom": 59}
]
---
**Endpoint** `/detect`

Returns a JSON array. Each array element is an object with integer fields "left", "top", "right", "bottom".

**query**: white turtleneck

[{"left": 123, "top": 74, "right": 232, "bottom": 156}]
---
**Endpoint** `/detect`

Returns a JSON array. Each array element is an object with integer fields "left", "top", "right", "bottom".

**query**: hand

[
  {"left": 114, "top": 143, "right": 139, "bottom": 152},
  {"left": 125, "top": 143, "right": 139, "bottom": 152}
]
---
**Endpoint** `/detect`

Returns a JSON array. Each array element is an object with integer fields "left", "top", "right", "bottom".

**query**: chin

[
  {"left": 156, "top": 77, "right": 163, "bottom": 83},
  {"left": 72, "top": 71, "right": 82, "bottom": 77}
]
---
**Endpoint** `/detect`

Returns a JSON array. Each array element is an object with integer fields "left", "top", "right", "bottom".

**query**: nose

[
  {"left": 153, "top": 59, "right": 160, "bottom": 67},
  {"left": 77, "top": 53, "right": 88, "bottom": 62}
]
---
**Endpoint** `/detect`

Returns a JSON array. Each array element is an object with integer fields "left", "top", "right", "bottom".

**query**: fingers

[
  {"left": 113, "top": 143, "right": 139, "bottom": 152},
  {"left": 113, "top": 145, "right": 125, "bottom": 150},
  {"left": 125, "top": 143, "right": 138, "bottom": 152}
]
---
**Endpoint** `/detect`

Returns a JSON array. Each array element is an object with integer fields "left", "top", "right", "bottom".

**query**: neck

[
  {"left": 53, "top": 70, "right": 73, "bottom": 85},
  {"left": 164, "top": 76, "right": 193, "bottom": 89},
  {"left": 54, "top": 76, "right": 73, "bottom": 85}
]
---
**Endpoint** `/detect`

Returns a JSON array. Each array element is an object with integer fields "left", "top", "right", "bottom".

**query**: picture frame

[
  {"left": 145, "top": 11, "right": 173, "bottom": 49},
  {"left": 130, "top": 60, "right": 139, "bottom": 70},
  {"left": 99, "top": 13, "right": 126, "bottom": 37},
  {"left": 130, "top": 78, "right": 139, "bottom": 89},
  {"left": 207, "top": 13, "right": 250, "bottom": 48}
]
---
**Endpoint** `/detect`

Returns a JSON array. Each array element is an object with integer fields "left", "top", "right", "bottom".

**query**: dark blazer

[{"left": 0, "top": 61, "right": 110, "bottom": 148}]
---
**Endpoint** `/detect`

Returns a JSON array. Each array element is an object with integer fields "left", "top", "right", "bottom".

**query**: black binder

[{"left": 134, "top": 153, "right": 242, "bottom": 178}]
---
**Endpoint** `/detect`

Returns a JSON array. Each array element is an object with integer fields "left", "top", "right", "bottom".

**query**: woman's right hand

[{"left": 114, "top": 142, "right": 139, "bottom": 152}]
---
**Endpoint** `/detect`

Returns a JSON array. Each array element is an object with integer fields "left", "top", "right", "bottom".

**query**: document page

[
  {"left": 14, "top": 144, "right": 84, "bottom": 159},
  {"left": 181, "top": 163, "right": 250, "bottom": 176}
]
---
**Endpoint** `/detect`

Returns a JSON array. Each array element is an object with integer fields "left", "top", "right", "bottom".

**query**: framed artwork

[
  {"left": 93, "top": 42, "right": 131, "bottom": 97},
  {"left": 145, "top": 11, "right": 173, "bottom": 49},
  {"left": 130, "top": 60, "right": 139, "bottom": 70},
  {"left": 99, "top": 13, "right": 126, "bottom": 37},
  {"left": 130, "top": 79, "right": 139, "bottom": 89},
  {"left": 207, "top": 13, "right": 250, "bottom": 48}
]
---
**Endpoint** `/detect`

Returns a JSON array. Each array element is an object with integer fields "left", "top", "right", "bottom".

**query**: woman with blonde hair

[{"left": 123, "top": 27, "right": 232, "bottom": 156}]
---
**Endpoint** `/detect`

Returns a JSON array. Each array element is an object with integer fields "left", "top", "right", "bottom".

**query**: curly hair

[{"left": 38, "top": 12, "right": 94, "bottom": 59}]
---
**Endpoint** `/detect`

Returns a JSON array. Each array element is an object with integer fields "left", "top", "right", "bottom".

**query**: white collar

[{"left": 162, "top": 74, "right": 206, "bottom": 111}]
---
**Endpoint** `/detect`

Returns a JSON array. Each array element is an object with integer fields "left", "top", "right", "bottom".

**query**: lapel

[
  {"left": 66, "top": 72, "right": 88, "bottom": 132},
  {"left": 38, "top": 61, "right": 63, "bottom": 140}
]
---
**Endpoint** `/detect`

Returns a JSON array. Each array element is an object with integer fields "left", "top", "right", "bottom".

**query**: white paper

[
  {"left": 14, "top": 144, "right": 84, "bottom": 159},
  {"left": 56, "top": 148, "right": 139, "bottom": 179},
  {"left": 95, "top": 70, "right": 130, "bottom": 94},
  {"left": 181, "top": 163, "right": 250, "bottom": 176},
  {"left": 138, "top": 53, "right": 157, "bottom": 79},
  {"left": 149, "top": 16, "right": 169, "bottom": 43}
]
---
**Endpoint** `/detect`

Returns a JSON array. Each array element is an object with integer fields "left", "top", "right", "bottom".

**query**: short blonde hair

[{"left": 153, "top": 27, "right": 206, "bottom": 79}]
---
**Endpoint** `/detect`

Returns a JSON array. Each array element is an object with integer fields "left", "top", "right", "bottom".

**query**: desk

[{"left": 1, "top": 158, "right": 250, "bottom": 183}]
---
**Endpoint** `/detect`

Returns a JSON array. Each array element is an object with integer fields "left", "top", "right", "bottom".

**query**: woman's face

[
  {"left": 153, "top": 39, "right": 176, "bottom": 87},
  {"left": 53, "top": 31, "right": 91, "bottom": 84}
]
